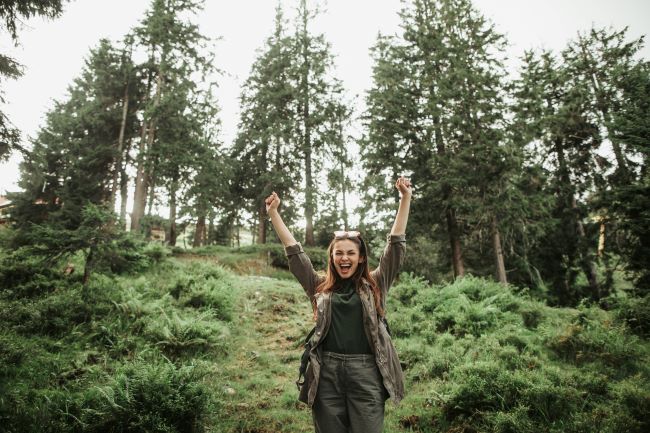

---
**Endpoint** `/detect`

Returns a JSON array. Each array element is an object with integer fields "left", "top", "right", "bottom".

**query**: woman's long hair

[{"left": 312, "top": 234, "right": 385, "bottom": 321}]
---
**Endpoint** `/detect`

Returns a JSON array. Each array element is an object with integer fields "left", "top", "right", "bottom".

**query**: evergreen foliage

[
  {"left": 363, "top": 0, "right": 519, "bottom": 284},
  {"left": 388, "top": 274, "right": 650, "bottom": 433},
  {"left": 0, "top": 247, "right": 231, "bottom": 432},
  {"left": 231, "top": 0, "right": 350, "bottom": 246},
  {"left": 0, "top": 0, "right": 67, "bottom": 160}
]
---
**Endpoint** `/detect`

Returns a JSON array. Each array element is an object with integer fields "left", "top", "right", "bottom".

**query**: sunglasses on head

[{"left": 333, "top": 230, "right": 361, "bottom": 240}]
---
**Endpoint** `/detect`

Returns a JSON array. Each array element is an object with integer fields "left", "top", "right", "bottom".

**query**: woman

[{"left": 265, "top": 177, "right": 412, "bottom": 433}]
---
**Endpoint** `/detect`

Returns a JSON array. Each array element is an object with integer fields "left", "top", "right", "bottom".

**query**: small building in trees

[{"left": 0, "top": 195, "right": 13, "bottom": 227}]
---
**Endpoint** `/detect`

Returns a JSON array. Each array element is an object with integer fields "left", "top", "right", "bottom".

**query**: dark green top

[{"left": 322, "top": 279, "right": 373, "bottom": 354}]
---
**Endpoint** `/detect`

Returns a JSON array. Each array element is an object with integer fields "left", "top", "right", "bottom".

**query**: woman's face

[{"left": 332, "top": 239, "right": 364, "bottom": 279}]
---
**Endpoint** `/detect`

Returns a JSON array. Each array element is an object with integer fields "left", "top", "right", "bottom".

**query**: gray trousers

[{"left": 312, "top": 351, "right": 388, "bottom": 433}]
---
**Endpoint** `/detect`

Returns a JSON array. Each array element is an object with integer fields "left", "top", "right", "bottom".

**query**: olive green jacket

[{"left": 285, "top": 234, "right": 406, "bottom": 407}]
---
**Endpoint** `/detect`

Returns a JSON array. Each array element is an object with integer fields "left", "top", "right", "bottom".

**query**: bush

[
  {"left": 94, "top": 235, "right": 151, "bottom": 274},
  {"left": 390, "top": 272, "right": 429, "bottom": 306},
  {"left": 545, "top": 305, "right": 644, "bottom": 372},
  {"left": 266, "top": 244, "right": 328, "bottom": 270},
  {"left": 182, "top": 276, "right": 235, "bottom": 321},
  {"left": 443, "top": 361, "right": 581, "bottom": 431},
  {"left": 0, "top": 284, "right": 89, "bottom": 336},
  {"left": 81, "top": 360, "right": 214, "bottom": 433},
  {"left": 614, "top": 294, "right": 650, "bottom": 338},
  {"left": 143, "top": 242, "right": 171, "bottom": 263},
  {"left": 0, "top": 248, "right": 63, "bottom": 298},
  {"left": 143, "top": 310, "right": 230, "bottom": 358}
]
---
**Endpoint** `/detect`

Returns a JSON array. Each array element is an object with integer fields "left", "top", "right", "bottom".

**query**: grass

[{"left": 1, "top": 245, "right": 649, "bottom": 432}]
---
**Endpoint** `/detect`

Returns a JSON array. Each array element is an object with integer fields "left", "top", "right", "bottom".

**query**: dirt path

[{"left": 208, "top": 275, "right": 315, "bottom": 433}]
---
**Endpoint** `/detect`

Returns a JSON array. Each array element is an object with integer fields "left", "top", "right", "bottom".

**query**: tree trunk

[
  {"left": 304, "top": 145, "right": 315, "bottom": 246},
  {"left": 446, "top": 207, "right": 465, "bottom": 278},
  {"left": 257, "top": 201, "right": 267, "bottom": 244},
  {"left": 571, "top": 195, "right": 600, "bottom": 298},
  {"left": 492, "top": 214, "right": 507, "bottom": 284},
  {"left": 111, "top": 84, "right": 129, "bottom": 209},
  {"left": 193, "top": 212, "right": 206, "bottom": 247},
  {"left": 434, "top": 114, "right": 465, "bottom": 279},
  {"left": 207, "top": 218, "right": 215, "bottom": 246},
  {"left": 300, "top": 2, "right": 315, "bottom": 247},
  {"left": 82, "top": 246, "right": 95, "bottom": 301},
  {"left": 119, "top": 139, "right": 131, "bottom": 228},
  {"left": 146, "top": 172, "right": 155, "bottom": 216},
  {"left": 598, "top": 216, "right": 606, "bottom": 257},
  {"left": 168, "top": 178, "right": 177, "bottom": 246},
  {"left": 131, "top": 122, "right": 149, "bottom": 232},
  {"left": 341, "top": 158, "right": 348, "bottom": 230},
  {"left": 555, "top": 136, "right": 600, "bottom": 298},
  {"left": 131, "top": 51, "right": 165, "bottom": 231}
]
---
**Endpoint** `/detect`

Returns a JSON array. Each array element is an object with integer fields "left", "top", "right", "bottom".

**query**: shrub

[
  {"left": 0, "top": 248, "right": 63, "bottom": 298},
  {"left": 143, "top": 242, "right": 171, "bottom": 263},
  {"left": 267, "top": 244, "right": 328, "bottom": 270},
  {"left": 0, "top": 284, "right": 89, "bottom": 336},
  {"left": 94, "top": 235, "right": 151, "bottom": 274},
  {"left": 545, "top": 306, "right": 644, "bottom": 372},
  {"left": 182, "top": 276, "right": 235, "bottom": 321},
  {"left": 81, "top": 360, "right": 214, "bottom": 433},
  {"left": 143, "top": 310, "right": 230, "bottom": 358},
  {"left": 614, "top": 294, "right": 650, "bottom": 338},
  {"left": 443, "top": 362, "right": 582, "bottom": 431},
  {"left": 389, "top": 272, "right": 429, "bottom": 306}
]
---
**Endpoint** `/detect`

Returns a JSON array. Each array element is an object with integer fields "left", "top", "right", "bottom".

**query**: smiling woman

[{"left": 265, "top": 176, "right": 412, "bottom": 433}]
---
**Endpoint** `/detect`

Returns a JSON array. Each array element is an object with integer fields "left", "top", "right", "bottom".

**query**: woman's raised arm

[
  {"left": 265, "top": 192, "right": 320, "bottom": 300},
  {"left": 265, "top": 191, "right": 298, "bottom": 247},
  {"left": 371, "top": 177, "right": 412, "bottom": 300},
  {"left": 390, "top": 177, "right": 412, "bottom": 235}
]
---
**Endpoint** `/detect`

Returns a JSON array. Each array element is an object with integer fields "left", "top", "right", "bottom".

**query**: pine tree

[
  {"left": 0, "top": 0, "right": 66, "bottom": 160},
  {"left": 292, "top": 0, "right": 349, "bottom": 246},
  {"left": 363, "top": 0, "right": 515, "bottom": 282},
  {"left": 232, "top": 3, "right": 299, "bottom": 244},
  {"left": 9, "top": 39, "right": 132, "bottom": 291},
  {"left": 232, "top": 0, "right": 348, "bottom": 246},
  {"left": 512, "top": 50, "right": 603, "bottom": 304},
  {"left": 130, "top": 0, "right": 212, "bottom": 233}
]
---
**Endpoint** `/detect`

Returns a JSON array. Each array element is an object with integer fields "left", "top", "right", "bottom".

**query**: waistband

[{"left": 323, "top": 351, "right": 375, "bottom": 361}]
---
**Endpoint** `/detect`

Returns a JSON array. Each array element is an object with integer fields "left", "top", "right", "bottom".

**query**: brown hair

[{"left": 312, "top": 234, "right": 385, "bottom": 321}]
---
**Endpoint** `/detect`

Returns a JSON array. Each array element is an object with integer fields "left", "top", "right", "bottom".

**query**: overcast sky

[{"left": 1, "top": 0, "right": 649, "bottom": 196}]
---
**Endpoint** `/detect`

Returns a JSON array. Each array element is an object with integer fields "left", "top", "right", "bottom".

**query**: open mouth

[{"left": 339, "top": 263, "right": 352, "bottom": 275}]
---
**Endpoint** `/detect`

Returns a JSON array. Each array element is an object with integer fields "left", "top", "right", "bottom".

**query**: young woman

[{"left": 265, "top": 177, "right": 412, "bottom": 433}]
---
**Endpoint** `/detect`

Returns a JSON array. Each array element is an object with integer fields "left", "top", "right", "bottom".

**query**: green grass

[{"left": 1, "top": 246, "right": 649, "bottom": 432}]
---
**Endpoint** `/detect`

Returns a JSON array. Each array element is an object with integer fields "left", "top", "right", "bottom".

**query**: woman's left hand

[{"left": 395, "top": 176, "right": 412, "bottom": 199}]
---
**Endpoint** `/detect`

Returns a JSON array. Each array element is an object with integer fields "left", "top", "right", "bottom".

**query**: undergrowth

[{"left": 1, "top": 245, "right": 648, "bottom": 432}]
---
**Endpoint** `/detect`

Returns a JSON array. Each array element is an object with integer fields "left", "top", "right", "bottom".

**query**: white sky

[{"left": 1, "top": 0, "right": 649, "bottom": 200}]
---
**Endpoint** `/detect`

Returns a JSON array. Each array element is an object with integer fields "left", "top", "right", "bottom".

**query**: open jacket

[{"left": 285, "top": 233, "right": 406, "bottom": 407}]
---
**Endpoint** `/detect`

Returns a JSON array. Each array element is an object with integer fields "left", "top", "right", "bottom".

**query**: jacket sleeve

[
  {"left": 370, "top": 234, "right": 406, "bottom": 304},
  {"left": 285, "top": 243, "right": 321, "bottom": 302}
]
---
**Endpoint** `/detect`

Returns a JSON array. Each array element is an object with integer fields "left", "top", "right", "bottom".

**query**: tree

[
  {"left": 232, "top": 0, "right": 348, "bottom": 246},
  {"left": 9, "top": 39, "right": 134, "bottom": 292},
  {"left": 130, "top": 0, "right": 212, "bottom": 233},
  {"left": 292, "top": 0, "right": 349, "bottom": 246},
  {"left": 232, "top": 3, "right": 299, "bottom": 244},
  {"left": 0, "top": 0, "right": 66, "bottom": 160},
  {"left": 363, "top": 0, "right": 514, "bottom": 282},
  {"left": 563, "top": 28, "right": 648, "bottom": 294},
  {"left": 512, "top": 49, "right": 604, "bottom": 304}
]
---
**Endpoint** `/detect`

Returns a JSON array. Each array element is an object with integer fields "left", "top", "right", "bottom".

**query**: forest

[{"left": 0, "top": 0, "right": 648, "bottom": 432}]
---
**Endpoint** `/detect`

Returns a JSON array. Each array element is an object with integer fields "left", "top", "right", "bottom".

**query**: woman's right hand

[{"left": 265, "top": 191, "right": 280, "bottom": 213}]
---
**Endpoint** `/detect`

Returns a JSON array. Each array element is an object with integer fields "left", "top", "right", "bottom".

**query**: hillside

[{"left": 1, "top": 247, "right": 648, "bottom": 432}]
